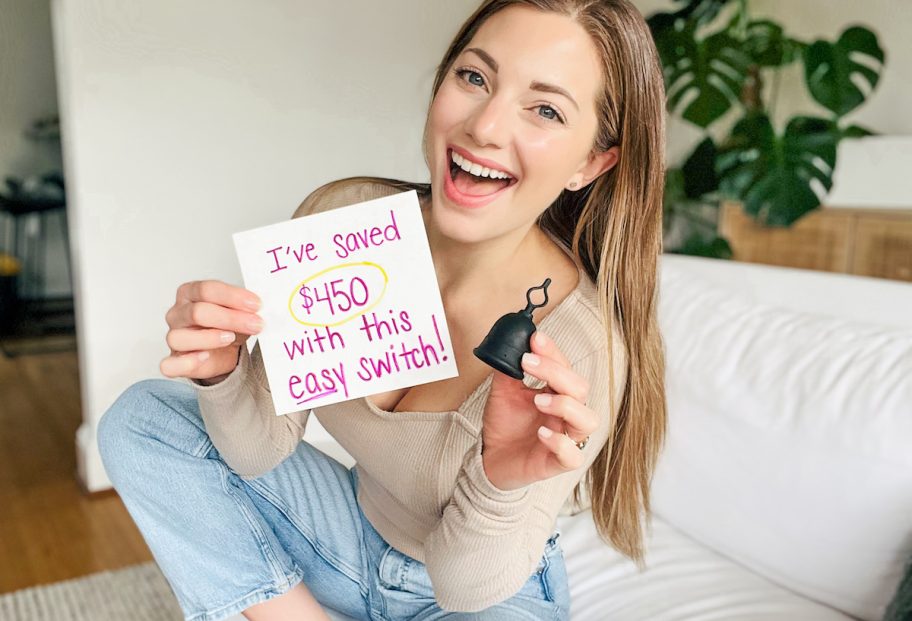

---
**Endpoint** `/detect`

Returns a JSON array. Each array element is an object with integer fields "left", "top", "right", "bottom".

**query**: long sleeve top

[{"left": 190, "top": 178, "right": 628, "bottom": 612}]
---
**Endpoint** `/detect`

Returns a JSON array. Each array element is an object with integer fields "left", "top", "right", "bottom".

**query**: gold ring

[{"left": 564, "top": 431, "right": 589, "bottom": 450}]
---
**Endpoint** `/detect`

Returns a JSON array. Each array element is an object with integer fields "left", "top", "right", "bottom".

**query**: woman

[{"left": 98, "top": 0, "right": 667, "bottom": 619}]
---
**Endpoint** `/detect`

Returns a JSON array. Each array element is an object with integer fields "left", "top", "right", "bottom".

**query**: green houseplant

[{"left": 648, "top": 0, "right": 886, "bottom": 258}]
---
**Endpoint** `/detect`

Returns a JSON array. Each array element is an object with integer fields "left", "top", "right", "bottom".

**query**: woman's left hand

[{"left": 480, "top": 330, "right": 599, "bottom": 491}]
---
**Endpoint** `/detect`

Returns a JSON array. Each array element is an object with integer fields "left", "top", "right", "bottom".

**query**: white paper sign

[{"left": 232, "top": 190, "right": 459, "bottom": 416}]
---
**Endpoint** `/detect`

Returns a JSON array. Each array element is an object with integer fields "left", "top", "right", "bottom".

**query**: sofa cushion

[
  {"left": 651, "top": 258, "right": 912, "bottom": 621},
  {"left": 557, "top": 511, "right": 854, "bottom": 620}
]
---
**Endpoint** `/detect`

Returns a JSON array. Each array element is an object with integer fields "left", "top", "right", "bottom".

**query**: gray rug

[{"left": 0, "top": 562, "right": 185, "bottom": 621}]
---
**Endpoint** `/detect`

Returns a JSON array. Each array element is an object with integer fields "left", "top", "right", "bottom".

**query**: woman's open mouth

[{"left": 443, "top": 147, "right": 518, "bottom": 209}]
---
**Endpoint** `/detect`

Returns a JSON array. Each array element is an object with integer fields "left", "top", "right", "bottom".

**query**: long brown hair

[
  {"left": 318, "top": 0, "right": 667, "bottom": 566},
  {"left": 431, "top": 0, "right": 667, "bottom": 567}
]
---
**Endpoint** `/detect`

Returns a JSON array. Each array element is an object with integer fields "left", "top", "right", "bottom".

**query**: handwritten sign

[{"left": 232, "top": 190, "right": 459, "bottom": 416}]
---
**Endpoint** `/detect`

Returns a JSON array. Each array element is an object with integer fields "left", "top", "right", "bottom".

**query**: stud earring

[{"left": 569, "top": 181, "right": 578, "bottom": 189}]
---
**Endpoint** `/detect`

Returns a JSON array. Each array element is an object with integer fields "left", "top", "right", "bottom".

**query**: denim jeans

[{"left": 97, "top": 379, "right": 571, "bottom": 620}]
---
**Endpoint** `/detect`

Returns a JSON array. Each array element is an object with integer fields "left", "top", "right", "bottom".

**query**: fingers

[
  {"left": 530, "top": 329, "right": 571, "bottom": 367},
  {"left": 532, "top": 392, "right": 599, "bottom": 440},
  {"left": 167, "top": 280, "right": 262, "bottom": 331},
  {"left": 166, "top": 327, "right": 239, "bottom": 352},
  {"left": 536, "top": 425, "right": 586, "bottom": 470},
  {"left": 160, "top": 342, "right": 245, "bottom": 379},
  {"left": 170, "top": 300, "right": 264, "bottom": 335},
  {"left": 161, "top": 280, "right": 257, "bottom": 381},
  {"left": 176, "top": 280, "right": 261, "bottom": 312},
  {"left": 521, "top": 347, "right": 589, "bottom": 404},
  {"left": 159, "top": 349, "right": 214, "bottom": 378}
]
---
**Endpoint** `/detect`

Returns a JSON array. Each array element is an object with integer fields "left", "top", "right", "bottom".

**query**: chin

[{"left": 427, "top": 190, "right": 498, "bottom": 244}]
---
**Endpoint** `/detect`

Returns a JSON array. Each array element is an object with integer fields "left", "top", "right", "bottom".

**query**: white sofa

[
  {"left": 234, "top": 254, "right": 912, "bottom": 621},
  {"left": 559, "top": 255, "right": 912, "bottom": 621}
]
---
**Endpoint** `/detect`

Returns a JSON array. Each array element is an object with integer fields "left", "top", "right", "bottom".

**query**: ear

[{"left": 567, "top": 146, "right": 619, "bottom": 190}]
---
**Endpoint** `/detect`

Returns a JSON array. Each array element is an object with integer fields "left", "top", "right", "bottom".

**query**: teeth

[{"left": 450, "top": 150, "right": 512, "bottom": 180}]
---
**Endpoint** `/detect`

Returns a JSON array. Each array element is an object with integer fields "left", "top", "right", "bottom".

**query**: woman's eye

[
  {"left": 456, "top": 68, "right": 486, "bottom": 88},
  {"left": 537, "top": 105, "right": 564, "bottom": 124}
]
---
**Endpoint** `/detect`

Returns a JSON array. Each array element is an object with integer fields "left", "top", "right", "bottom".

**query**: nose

[{"left": 463, "top": 94, "right": 510, "bottom": 149}]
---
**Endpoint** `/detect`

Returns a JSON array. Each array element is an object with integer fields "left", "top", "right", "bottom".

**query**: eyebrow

[{"left": 464, "top": 47, "right": 580, "bottom": 112}]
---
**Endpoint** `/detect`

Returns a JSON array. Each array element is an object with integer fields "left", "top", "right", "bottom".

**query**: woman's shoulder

[
  {"left": 549, "top": 263, "right": 615, "bottom": 360},
  {"left": 292, "top": 176, "right": 428, "bottom": 219},
  {"left": 551, "top": 269, "right": 628, "bottom": 399},
  {"left": 536, "top": 230, "right": 613, "bottom": 357}
]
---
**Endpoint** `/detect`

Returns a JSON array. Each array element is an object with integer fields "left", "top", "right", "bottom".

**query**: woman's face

[{"left": 425, "top": 5, "right": 617, "bottom": 243}]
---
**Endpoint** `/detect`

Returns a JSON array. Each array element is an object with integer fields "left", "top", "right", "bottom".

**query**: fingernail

[
  {"left": 523, "top": 352, "right": 540, "bottom": 367},
  {"left": 248, "top": 319, "right": 264, "bottom": 333},
  {"left": 244, "top": 297, "right": 261, "bottom": 311},
  {"left": 220, "top": 331, "right": 236, "bottom": 343},
  {"left": 538, "top": 426, "right": 553, "bottom": 438},
  {"left": 534, "top": 331, "right": 548, "bottom": 345},
  {"left": 534, "top": 393, "right": 552, "bottom": 407},
  {"left": 197, "top": 351, "right": 210, "bottom": 362}
]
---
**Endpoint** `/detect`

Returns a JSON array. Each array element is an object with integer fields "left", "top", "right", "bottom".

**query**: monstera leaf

[
  {"left": 682, "top": 137, "right": 719, "bottom": 199},
  {"left": 743, "top": 19, "right": 805, "bottom": 67},
  {"left": 841, "top": 124, "right": 875, "bottom": 138},
  {"left": 804, "top": 25, "right": 884, "bottom": 117},
  {"left": 648, "top": 0, "right": 735, "bottom": 35},
  {"left": 670, "top": 0, "right": 732, "bottom": 26},
  {"left": 673, "top": 232, "right": 733, "bottom": 259},
  {"left": 716, "top": 113, "right": 840, "bottom": 226},
  {"left": 660, "top": 24, "right": 751, "bottom": 128}
]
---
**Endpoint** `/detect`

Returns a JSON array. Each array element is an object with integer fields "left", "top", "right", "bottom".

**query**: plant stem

[{"left": 769, "top": 66, "right": 781, "bottom": 122}]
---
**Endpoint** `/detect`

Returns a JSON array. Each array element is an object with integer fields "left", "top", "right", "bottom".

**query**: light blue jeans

[{"left": 97, "top": 379, "right": 571, "bottom": 620}]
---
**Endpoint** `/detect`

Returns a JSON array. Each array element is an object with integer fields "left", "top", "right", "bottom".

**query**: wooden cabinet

[
  {"left": 852, "top": 216, "right": 912, "bottom": 281},
  {"left": 719, "top": 202, "right": 912, "bottom": 283}
]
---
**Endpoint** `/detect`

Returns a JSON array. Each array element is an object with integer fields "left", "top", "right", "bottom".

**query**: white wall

[
  {"left": 48, "top": 0, "right": 912, "bottom": 491},
  {"left": 50, "top": 0, "right": 478, "bottom": 491},
  {"left": 0, "top": 0, "right": 70, "bottom": 297}
]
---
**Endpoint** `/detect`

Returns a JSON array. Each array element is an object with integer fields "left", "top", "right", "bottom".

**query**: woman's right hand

[{"left": 160, "top": 280, "right": 263, "bottom": 385}]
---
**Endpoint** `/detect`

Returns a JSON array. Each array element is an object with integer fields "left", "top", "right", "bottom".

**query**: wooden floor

[{"left": 0, "top": 339, "right": 153, "bottom": 594}]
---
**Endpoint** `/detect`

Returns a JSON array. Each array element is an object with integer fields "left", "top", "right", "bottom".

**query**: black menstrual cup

[{"left": 473, "top": 278, "right": 552, "bottom": 380}]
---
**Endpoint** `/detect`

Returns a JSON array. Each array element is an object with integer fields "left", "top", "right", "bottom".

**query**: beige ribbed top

[{"left": 190, "top": 179, "right": 628, "bottom": 612}]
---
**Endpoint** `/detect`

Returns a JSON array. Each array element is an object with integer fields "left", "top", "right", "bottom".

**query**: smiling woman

[
  {"left": 428, "top": 5, "right": 620, "bottom": 225},
  {"left": 97, "top": 1, "right": 667, "bottom": 620}
]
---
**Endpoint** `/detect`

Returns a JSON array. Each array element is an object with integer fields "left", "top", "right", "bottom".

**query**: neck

[{"left": 421, "top": 205, "right": 550, "bottom": 306}]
